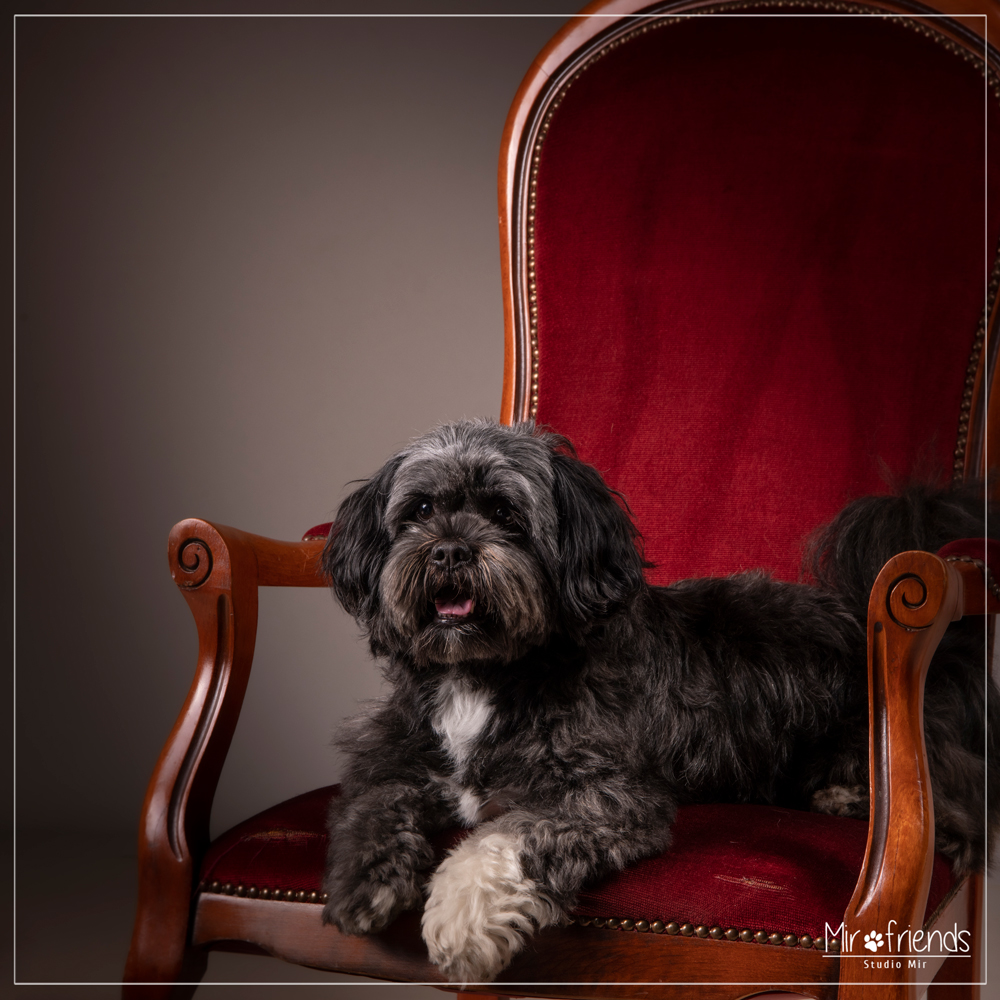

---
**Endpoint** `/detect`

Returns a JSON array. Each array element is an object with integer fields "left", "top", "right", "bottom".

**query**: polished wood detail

[
  {"left": 193, "top": 896, "right": 444, "bottom": 983},
  {"left": 839, "top": 552, "right": 974, "bottom": 1000},
  {"left": 947, "top": 558, "right": 1000, "bottom": 616},
  {"left": 216, "top": 525, "right": 326, "bottom": 588},
  {"left": 493, "top": 926, "right": 836, "bottom": 998},
  {"left": 190, "top": 880, "right": 979, "bottom": 998},
  {"left": 124, "top": 519, "right": 256, "bottom": 995},
  {"left": 445, "top": 993, "right": 511, "bottom": 1000},
  {"left": 446, "top": 993, "right": 512, "bottom": 1000},
  {"left": 922, "top": 0, "right": 1000, "bottom": 43},
  {"left": 123, "top": 522, "right": 326, "bottom": 995},
  {"left": 925, "top": 874, "right": 983, "bottom": 1000},
  {"left": 191, "top": 893, "right": 839, "bottom": 999}
]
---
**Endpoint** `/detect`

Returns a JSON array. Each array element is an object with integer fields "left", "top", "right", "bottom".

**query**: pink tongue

[{"left": 436, "top": 597, "right": 474, "bottom": 617}]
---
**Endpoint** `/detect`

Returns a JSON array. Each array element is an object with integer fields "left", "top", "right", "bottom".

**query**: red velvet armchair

[{"left": 125, "top": 3, "right": 999, "bottom": 998}]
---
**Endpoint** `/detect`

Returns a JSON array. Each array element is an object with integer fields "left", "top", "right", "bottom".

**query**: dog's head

[{"left": 323, "top": 421, "right": 645, "bottom": 666}]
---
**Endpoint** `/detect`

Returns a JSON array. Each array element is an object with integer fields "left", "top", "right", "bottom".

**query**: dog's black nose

[{"left": 431, "top": 540, "right": 472, "bottom": 569}]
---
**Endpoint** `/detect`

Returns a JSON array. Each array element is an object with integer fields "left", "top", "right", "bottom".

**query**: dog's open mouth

[{"left": 433, "top": 587, "right": 475, "bottom": 619}]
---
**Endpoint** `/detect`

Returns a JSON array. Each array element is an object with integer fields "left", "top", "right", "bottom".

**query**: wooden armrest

[
  {"left": 944, "top": 555, "right": 1000, "bottom": 618},
  {"left": 840, "top": 549, "right": 993, "bottom": 998},
  {"left": 169, "top": 518, "right": 327, "bottom": 590},
  {"left": 125, "top": 519, "right": 328, "bottom": 987}
]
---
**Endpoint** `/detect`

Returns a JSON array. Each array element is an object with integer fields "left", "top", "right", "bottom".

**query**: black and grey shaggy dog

[{"left": 320, "top": 419, "right": 997, "bottom": 983}]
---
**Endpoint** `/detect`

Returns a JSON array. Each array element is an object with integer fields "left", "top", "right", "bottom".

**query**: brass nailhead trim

[
  {"left": 524, "top": 1, "right": 999, "bottom": 427},
  {"left": 570, "top": 914, "right": 833, "bottom": 950},
  {"left": 953, "top": 242, "right": 1000, "bottom": 483},
  {"left": 946, "top": 555, "right": 1000, "bottom": 601},
  {"left": 199, "top": 881, "right": 328, "bottom": 904}
]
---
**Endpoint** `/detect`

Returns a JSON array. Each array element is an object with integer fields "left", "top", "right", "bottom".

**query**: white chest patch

[{"left": 431, "top": 676, "right": 493, "bottom": 774}]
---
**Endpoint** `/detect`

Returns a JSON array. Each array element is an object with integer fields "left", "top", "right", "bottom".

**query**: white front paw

[{"left": 420, "top": 829, "right": 560, "bottom": 983}]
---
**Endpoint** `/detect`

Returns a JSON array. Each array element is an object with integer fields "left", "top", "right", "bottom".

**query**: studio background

[
  {"left": 12, "top": 8, "right": 999, "bottom": 998},
  {"left": 13, "top": 9, "right": 565, "bottom": 995}
]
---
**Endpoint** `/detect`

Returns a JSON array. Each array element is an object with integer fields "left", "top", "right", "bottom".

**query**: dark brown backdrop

[
  {"left": 13, "top": 11, "right": 570, "bottom": 991},
  {"left": 15, "top": 9, "right": 573, "bottom": 839}
]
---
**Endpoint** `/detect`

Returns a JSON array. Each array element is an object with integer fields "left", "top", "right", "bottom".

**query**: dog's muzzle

[{"left": 429, "top": 540, "right": 476, "bottom": 619}]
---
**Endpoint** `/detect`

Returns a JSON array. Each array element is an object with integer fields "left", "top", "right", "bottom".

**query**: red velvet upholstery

[
  {"left": 532, "top": 10, "right": 997, "bottom": 586},
  {"left": 938, "top": 537, "right": 999, "bottom": 568},
  {"left": 302, "top": 523, "right": 332, "bottom": 541},
  {"left": 201, "top": 788, "right": 330, "bottom": 899},
  {"left": 199, "top": 785, "right": 953, "bottom": 940}
]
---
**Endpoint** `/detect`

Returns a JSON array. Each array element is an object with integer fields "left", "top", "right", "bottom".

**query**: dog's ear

[
  {"left": 550, "top": 450, "right": 645, "bottom": 628},
  {"left": 322, "top": 454, "right": 403, "bottom": 620}
]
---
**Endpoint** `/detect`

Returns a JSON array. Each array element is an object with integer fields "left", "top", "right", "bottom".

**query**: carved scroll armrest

[
  {"left": 125, "top": 519, "right": 326, "bottom": 985},
  {"left": 839, "top": 548, "right": 996, "bottom": 998}
]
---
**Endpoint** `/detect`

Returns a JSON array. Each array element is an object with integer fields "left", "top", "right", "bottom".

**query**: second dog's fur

[{"left": 320, "top": 420, "right": 997, "bottom": 983}]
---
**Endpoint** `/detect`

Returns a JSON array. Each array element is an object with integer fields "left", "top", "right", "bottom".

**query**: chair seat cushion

[{"left": 198, "top": 785, "right": 954, "bottom": 941}]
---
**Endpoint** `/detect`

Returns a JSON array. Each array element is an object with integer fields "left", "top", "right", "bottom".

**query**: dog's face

[{"left": 323, "top": 421, "right": 644, "bottom": 666}]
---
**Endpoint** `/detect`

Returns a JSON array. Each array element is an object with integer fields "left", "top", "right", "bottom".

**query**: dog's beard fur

[
  {"left": 320, "top": 419, "right": 997, "bottom": 984},
  {"left": 376, "top": 514, "right": 551, "bottom": 665}
]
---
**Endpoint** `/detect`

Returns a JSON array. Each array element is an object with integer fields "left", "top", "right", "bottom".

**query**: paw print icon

[{"left": 864, "top": 931, "right": 884, "bottom": 953}]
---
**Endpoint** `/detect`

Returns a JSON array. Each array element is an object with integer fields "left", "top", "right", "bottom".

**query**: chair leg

[
  {"left": 121, "top": 946, "right": 207, "bottom": 1000},
  {"left": 441, "top": 991, "right": 511, "bottom": 1000},
  {"left": 926, "top": 873, "right": 983, "bottom": 1000},
  {"left": 122, "top": 846, "right": 203, "bottom": 998},
  {"left": 124, "top": 521, "right": 261, "bottom": 999}
]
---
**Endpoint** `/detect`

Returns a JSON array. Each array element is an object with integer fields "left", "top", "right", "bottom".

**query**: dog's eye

[
  {"left": 415, "top": 501, "right": 434, "bottom": 521},
  {"left": 492, "top": 505, "right": 514, "bottom": 526}
]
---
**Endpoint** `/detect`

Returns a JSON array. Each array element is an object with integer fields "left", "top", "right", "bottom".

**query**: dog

[{"left": 319, "top": 419, "right": 997, "bottom": 983}]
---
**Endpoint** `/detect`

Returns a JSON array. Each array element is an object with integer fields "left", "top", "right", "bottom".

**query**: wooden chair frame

[{"left": 125, "top": 3, "right": 1000, "bottom": 998}]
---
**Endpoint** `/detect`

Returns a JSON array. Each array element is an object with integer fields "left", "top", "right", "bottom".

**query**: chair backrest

[{"left": 499, "top": 1, "right": 1000, "bottom": 586}]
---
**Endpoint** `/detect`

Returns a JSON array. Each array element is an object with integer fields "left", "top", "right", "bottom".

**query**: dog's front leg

[
  {"left": 420, "top": 820, "right": 561, "bottom": 984},
  {"left": 421, "top": 801, "right": 671, "bottom": 983},
  {"left": 322, "top": 780, "right": 446, "bottom": 936}
]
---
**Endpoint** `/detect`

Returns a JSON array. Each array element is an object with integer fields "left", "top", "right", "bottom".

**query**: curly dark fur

[
  {"left": 805, "top": 483, "right": 999, "bottom": 874},
  {"left": 320, "top": 420, "right": 996, "bottom": 983}
]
